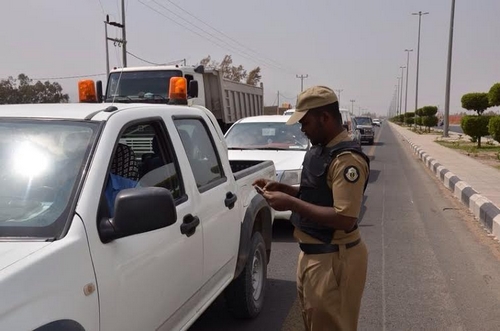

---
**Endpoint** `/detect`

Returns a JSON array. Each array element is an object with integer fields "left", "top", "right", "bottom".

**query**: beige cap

[{"left": 286, "top": 86, "right": 338, "bottom": 125}]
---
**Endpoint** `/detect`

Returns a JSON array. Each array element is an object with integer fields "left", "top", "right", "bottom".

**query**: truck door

[
  {"left": 172, "top": 116, "right": 241, "bottom": 288},
  {"left": 88, "top": 119, "right": 204, "bottom": 331}
]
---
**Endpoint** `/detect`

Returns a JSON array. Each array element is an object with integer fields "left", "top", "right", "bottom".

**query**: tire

[{"left": 225, "top": 232, "right": 267, "bottom": 319}]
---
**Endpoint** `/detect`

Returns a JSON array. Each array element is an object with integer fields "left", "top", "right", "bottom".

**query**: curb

[{"left": 394, "top": 127, "right": 500, "bottom": 236}]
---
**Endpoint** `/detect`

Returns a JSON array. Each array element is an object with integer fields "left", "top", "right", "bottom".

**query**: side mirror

[
  {"left": 96, "top": 80, "right": 103, "bottom": 103},
  {"left": 188, "top": 80, "right": 199, "bottom": 98},
  {"left": 99, "top": 187, "right": 177, "bottom": 243}
]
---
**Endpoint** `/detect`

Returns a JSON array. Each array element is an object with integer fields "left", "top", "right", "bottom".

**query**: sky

[{"left": 1, "top": 0, "right": 499, "bottom": 116}]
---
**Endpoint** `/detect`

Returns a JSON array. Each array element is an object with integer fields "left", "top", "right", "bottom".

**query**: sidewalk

[{"left": 389, "top": 122, "right": 500, "bottom": 239}]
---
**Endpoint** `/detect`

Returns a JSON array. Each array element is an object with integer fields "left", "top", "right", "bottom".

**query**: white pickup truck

[{"left": 0, "top": 101, "right": 275, "bottom": 330}]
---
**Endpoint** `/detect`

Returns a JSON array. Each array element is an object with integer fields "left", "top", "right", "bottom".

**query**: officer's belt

[{"left": 299, "top": 238, "right": 361, "bottom": 255}]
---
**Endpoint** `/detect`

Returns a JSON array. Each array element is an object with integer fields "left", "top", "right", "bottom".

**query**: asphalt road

[{"left": 190, "top": 123, "right": 500, "bottom": 331}]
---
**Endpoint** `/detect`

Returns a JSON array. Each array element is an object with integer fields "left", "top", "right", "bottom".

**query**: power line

[
  {"left": 279, "top": 92, "right": 295, "bottom": 100},
  {"left": 150, "top": 0, "right": 277, "bottom": 69},
  {"left": 138, "top": 0, "right": 295, "bottom": 75},
  {"left": 126, "top": 51, "right": 184, "bottom": 66},
  {"left": 97, "top": 0, "right": 106, "bottom": 14},
  {"left": 31, "top": 73, "right": 107, "bottom": 81},
  {"left": 163, "top": 0, "right": 290, "bottom": 72}
]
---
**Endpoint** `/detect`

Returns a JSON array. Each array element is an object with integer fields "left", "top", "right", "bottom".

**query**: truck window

[
  {"left": 104, "top": 120, "right": 185, "bottom": 215},
  {"left": 105, "top": 70, "right": 182, "bottom": 101},
  {"left": 174, "top": 118, "right": 226, "bottom": 192}
]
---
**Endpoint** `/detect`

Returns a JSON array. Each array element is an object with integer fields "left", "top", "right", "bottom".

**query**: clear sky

[{"left": 1, "top": 0, "right": 499, "bottom": 116}]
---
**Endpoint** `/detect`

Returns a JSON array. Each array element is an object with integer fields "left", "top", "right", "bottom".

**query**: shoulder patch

[{"left": 343, "top": 165, "right": 360, "bottom": 183}]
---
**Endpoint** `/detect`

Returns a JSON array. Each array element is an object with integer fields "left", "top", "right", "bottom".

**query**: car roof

[
  {"left": 237, "top": 115, "right": 293, "bottom": 123},
  {"left": 0, "top": 103, "right": 186, "bottom": 121}
]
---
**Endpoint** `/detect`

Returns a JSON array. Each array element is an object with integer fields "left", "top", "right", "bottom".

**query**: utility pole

[
  {"left": 412, "top": 11, "right": 429, "bottom": 128},
  {"left": 105, "top": 15, "right": 125, "bottom": 72},
  {"left": 121, "top": 0, "right": 127, "bottom": 67},
  {"left": 296, "top": 74, "right": 308, "bottom": 92},
  {"left": 350, "top": 99, "right": 355, "bottom": 115},
  {"left": 443, "top": 0, "right": 456, "bottom": 137},
  {"left": 404, "top": 49, "right": 413, "bottom": 117},
  {"left": 335, "top": 89, "right": 343, "bottom": 107},
  {"left": 400, "top": 66, "right": 406, "bottom": 119}
]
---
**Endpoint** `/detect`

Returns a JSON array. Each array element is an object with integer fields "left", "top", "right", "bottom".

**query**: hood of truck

[
  {"left": 0, "top": 242, "right": 52, "bottom": 272},
  {"left": 228, "top": 149, "right": 305, "bottom": 172}
]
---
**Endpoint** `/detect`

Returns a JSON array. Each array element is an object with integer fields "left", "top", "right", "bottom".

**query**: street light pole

[
  {"left": 412, "top": 11, "right": 429, "bottom": 128},
  {"left": 400, "top": 66, "right": 406, "bottom": 120},
  {"left": 443, "top": 0, "right": 456, "bottom": 137},
  {"left": 404, "top": 49, "right": 413, "bottom": 117},
  {"left": 396, "top": 77, "right": 401, "bottom": 116}
]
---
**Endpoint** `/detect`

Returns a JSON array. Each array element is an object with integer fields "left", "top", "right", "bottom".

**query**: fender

[
  {"left": 234, "top": 193, "right": 273, "bottom": 278},
  {"left": 34, "top": 320, "right": 85, "bottom": 331}
]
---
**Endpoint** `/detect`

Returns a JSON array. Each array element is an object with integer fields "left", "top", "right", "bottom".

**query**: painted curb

[{"left": 393, "top": 126, "right": 500, "bottom": 235}]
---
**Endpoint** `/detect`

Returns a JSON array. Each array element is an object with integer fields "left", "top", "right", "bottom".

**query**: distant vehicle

[
  {"left": 372, "top": 118, "right": 381, "bottom": 127},
  {"left": 225, "top": 115, "right": 310, "bottom": 220},
  {"left": 352, "top": 116, "right": 374, "bottom": 145},
  {"left": 283, "top": 109, "right": 295, "bottom": 115}
]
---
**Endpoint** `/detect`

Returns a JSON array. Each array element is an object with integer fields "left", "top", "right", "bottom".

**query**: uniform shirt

[{"left": 294, "top": 129, "right": 369, "bottom": 244}]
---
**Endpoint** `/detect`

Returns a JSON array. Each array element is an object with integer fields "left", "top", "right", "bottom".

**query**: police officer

[{"left": 253, "top": 86, "right": 370, "bottom": 331}]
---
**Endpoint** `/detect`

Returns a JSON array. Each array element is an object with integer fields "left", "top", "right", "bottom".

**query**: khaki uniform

[{"left": 294, "top": 130, "right": 369, "bottom": 331}]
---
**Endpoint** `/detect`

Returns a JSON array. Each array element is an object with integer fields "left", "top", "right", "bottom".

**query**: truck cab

[{"left": 94, "top": 65, "right": 264, "bottom": 133}]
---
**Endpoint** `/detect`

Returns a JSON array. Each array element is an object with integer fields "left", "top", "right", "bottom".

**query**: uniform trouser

[{"left": 296, "top": 240, "right": 368, "bottom": 331}]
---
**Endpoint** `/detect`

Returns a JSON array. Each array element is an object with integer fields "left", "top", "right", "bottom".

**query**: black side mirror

[
  {"left": 188, "top": 80, "right": 199, "bottom": 98},
  {"left": 99, "top": 187, "right": 177, "bottom": 243},
  {"left": 96, "top": 80, "right": 103, "bottom": 103}
]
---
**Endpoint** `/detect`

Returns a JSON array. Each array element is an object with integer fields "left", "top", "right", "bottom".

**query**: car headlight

[{"left": 280, "top": 170, "right": 301, "bottom": 186}]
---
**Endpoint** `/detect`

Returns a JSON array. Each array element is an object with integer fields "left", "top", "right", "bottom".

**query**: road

[{"left": 190, "top": 123, "right": 500, "bottom": 331}]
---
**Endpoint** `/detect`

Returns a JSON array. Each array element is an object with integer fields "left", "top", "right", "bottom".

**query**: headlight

[{"left": 280, "top": 170, "right": 301, "bottom": 186}]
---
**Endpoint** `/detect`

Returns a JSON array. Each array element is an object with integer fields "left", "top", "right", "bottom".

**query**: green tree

[
  {"left": 488, "top": 83, "right": 500, "bottom": 107},
  {"left": 0, "top": 74, "right": 69, "bottom": 104},
  {"left": 461, "top": 115, "right": 492, "bottom": 147},
  {"left": 421, "top": 105, "right": 438, "bottom": 117},
  {"left": 488, "top": 116, "right": 500, "bottom": 143},
  {"left": 461, "top": 92, "right": 489, "bottom": 115}
]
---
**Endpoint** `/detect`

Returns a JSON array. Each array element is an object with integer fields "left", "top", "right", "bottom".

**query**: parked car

[
  {"left": 352, "top": 116, "right": 375, "bottom": 145},
  {"left": 225, "top": 115, "right": 310, "bottom": 219},
  {"left": 0, "top": 79, "right": 276, "bottom": 330}
]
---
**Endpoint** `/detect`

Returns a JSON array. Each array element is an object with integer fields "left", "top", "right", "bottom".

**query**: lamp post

[
  {"left": 404, "top": 49, "right": 413, "bottom": 117},
  {"left": 400, "top": 66, "right": 406, "bottom": 120},
  {"left": 443, "top": 0, "right": 456, "bottom": 137},
  {"left": 412, "top": 11, "right": 429, "bottom": 128}
]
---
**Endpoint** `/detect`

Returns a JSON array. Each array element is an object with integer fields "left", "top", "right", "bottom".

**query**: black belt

[{"left": 299, "top": 238, "right": 361, "bottom": 255}]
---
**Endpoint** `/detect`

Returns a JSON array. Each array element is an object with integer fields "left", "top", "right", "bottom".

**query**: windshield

[
  {"left": 355, "top": 117, "right": 373, "bottom": 126},
  {"left": 105, "top": 70, "right": 182, "bottom": 102},
  {"left": 225, "top": 122, "right": 309, "bottom": 150},
  {"left": 0, "top": 120, "right": 98, "bottom": 239}
]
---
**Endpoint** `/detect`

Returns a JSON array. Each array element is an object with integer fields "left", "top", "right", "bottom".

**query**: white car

[
  {"left": 372, "top": 118, "right": 381, "bottom": 127},
  {"left": 283, "top": 109, "right": 295, "bottom": 115},
  {"left": 225, "top": 115, "right": 310, "bottom": 219}
]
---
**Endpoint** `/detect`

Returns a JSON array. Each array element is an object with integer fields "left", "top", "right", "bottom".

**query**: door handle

[
  {"left": 180, "top": 214, "right": 200, "bottom": 237},
  {"left": 224, "top": 192, "right": 237, "bottom": 209}
]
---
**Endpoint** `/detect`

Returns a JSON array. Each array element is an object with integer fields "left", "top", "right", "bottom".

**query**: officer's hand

[
  {"left": 252, "top": 178, "right": 281, "bottom": 192},
  {"left": 262, "top": 190, "right": 293, "bottom": 211}
]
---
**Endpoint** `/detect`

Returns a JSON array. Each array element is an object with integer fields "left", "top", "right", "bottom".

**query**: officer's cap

[{"left": 286, "top": 86, "right": 338, "bottom": 125}]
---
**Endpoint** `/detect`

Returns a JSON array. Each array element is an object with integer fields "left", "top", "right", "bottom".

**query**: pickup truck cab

[{"left": 0, "top": 97, "right": 275, "bottom": 330}]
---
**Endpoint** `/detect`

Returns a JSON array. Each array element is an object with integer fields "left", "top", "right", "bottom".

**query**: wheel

[{"left": 225, "top": 232, "right": 267, "bottom": 319}]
